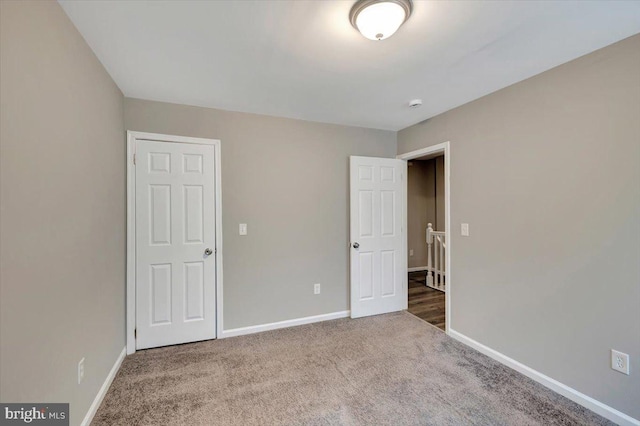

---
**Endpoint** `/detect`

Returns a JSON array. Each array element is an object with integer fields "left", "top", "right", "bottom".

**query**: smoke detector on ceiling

[{"left": 409, "top": 99, "right": 422, "bottom": 108}]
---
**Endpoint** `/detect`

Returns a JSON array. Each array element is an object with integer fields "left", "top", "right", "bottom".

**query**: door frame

[
  {"left": 397, "top": 141, "right": 451, "bottom": 334},
  {"left": 126, "top": 131, "right": 223, "bottom": 355}
]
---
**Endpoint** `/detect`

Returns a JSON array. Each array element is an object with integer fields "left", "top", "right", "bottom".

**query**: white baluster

[
  {"left": 434, "top": 236, "right": 439, "bottom": 288},
  {"left": 442, "top": 235, "right": 447, "bottom": 292},
  {"left": 426, "top": 223, "right": 433, "bottom": 287},
  {"left": 439, "top": 235, "right": 444, "bottom": 289}
]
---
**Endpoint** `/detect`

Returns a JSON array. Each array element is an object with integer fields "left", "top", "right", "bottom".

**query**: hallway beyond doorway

[{"left": 407, "top": 271, "right": 445, "bottom": 330}]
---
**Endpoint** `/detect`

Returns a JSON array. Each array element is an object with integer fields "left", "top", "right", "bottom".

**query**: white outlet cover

[
  {"left": 409, "top": 249, "right": 414, "bottom": 256},
  {"left": 611, "top": 349, "right": 630, "bottom": 375},
  {"left": 239, "top": 223, "right": 247, "bottom": 235},
  {"left": 314, "top": 283, "right": 321, "bottom": 295},
  {"left": 461, "top": 223, "right": 470, "bottom": 236}
]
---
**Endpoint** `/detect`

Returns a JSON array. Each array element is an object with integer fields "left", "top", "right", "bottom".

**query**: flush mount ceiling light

[{"left": 350, "top": 0, "right": 412, "bottom": 41}]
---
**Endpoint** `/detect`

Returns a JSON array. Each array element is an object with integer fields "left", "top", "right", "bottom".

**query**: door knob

[
  {"left": 204, "top": 248, "right": 213, "bottom": 256},
  {"left": 352, "top": 242, "right": 359, "bottom": 249}
]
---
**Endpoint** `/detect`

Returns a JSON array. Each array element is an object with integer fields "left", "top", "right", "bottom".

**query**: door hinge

[
  {"left": 133, "top": 153, "right": 136, "bottom": 165},
  {"left": 134, "top": 328, "right": 137, "bottom": 338}
]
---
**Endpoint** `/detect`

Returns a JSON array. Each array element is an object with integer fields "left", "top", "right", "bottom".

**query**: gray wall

[
  {"left": 435, "top": 156, "right": 445, "bottom": 231},
  {"left": 407, "top": 160, "right": 435, "bottom": 268},
  {"left": 0, "top": 1, "right": 125, "bottom": 424},
  {"left": 125, "top": 99, "right": 397, "bottom": 329},
  {"left": 398, "top": 34, "right": 640, "bottom": 418}
]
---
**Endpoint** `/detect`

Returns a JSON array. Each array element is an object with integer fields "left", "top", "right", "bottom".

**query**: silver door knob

[
  {"left": 352, "top": 242, "right": 359, "bottom": 249},
  {"left": 204, "top": 248, "right": 213, "bottom": 256}
]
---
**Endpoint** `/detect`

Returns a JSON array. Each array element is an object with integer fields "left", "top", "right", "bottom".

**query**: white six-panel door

[
  {"left": 135, "top": 140, "right": 216, "bottom": 349},
  {"left": 350, "top": 156, "right": 407, "bottom": 318}
]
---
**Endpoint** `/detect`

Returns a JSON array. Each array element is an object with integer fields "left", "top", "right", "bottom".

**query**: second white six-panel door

[
  {"left": 135, "top": 139, "right": 216, "bottom": 349},
  {"left": 350, "top": 156, "right": 407, "bottom": 318}
]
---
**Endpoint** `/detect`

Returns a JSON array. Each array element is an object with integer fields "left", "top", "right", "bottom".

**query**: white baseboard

[
  {"left": 408, "top": 266, "right": 428, "bottom": 272},
  {"left": 449, "top": 329, "right": 639, "bottom": 426},
  {"left": 220, "top": 310, "right": 350, "bottom": 339},
  {"left": 81, "top": 346, "right": 126, "bottom": 426}
]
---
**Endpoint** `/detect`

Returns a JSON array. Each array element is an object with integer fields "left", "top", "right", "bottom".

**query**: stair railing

[{"left": 426, "top": 223, "right": 446, "bottom": 292}]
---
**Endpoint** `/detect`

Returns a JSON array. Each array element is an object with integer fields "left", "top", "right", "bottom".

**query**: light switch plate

[
  {"left": 78, "top": 358, "right": 85, "bottom": 384},
  {"left": 239, "top": 223, "right": 247, "bottom": 236},
  {"left": 461, "top": 223, "right": 469, "bottom": 237}
]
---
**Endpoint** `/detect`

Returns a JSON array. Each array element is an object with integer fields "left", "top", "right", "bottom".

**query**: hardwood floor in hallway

[{"left": 407, "top": 271, "right": 445, "bottom": 330}]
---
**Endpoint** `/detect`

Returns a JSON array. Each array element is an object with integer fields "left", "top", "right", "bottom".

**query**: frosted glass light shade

[{"left": 350, "top": 0, "right": 412, "bottom": 41}]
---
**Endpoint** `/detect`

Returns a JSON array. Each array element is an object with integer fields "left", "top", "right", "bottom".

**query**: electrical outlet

[
  {"left": 78, "top": 358, "right": 85, "bottom": 384},
  {"left": 461, "top": 223, "right": 469, "bottom": 236},
  {"left": 611, "top": 350, "right": 630, "bottom": 375},
  {"left": 409, "top": 249, "right": 414, "bottom": 257},
  {"left": 314, "top": 283, "right": 321, "bottom": 295},
  {"left": 239, "top": 223, "right": 247, "bottom": 235}
]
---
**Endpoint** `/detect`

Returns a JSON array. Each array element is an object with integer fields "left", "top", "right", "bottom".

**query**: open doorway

[
  {"left": 398, "top": 143, "right": 450, "bottom": 333},
  {"left": 407, "top": 155, "right": 445, "bottom": 329}
]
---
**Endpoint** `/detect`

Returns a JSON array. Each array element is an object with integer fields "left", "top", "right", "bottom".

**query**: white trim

[
  {"left": 220, "top": 311, "right": 351, "bottom": 339},
  {"left": 397, "top": 142, "right": 451, "bottom": 335},
  {"left": 80, "top": 347, "right": 126, "bottom": 426},
  {"left": 126, "top": 133, "right": 136, "bottom": 355},
  {"left": 126, "top": 131, "right": 223, "bottom": 355},
  {"left": 127, "top": 131, "right": 220, "bottom": 146},
  {"left": 408, "top": 266, "right": 428, "bottom": 272},
  {"left": 449, "top": 329, "right": 640, "bottom": 426},
  {"left": 397, "top": 144, "right": 448, "bottom": 162},
  {"left": 401, "top": 162, "right": 408, "bottom": 311}
]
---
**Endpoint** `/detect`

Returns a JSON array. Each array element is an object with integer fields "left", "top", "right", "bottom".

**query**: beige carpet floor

[{"left": 93, "top": 312, "right": 612, "bottom": 425}]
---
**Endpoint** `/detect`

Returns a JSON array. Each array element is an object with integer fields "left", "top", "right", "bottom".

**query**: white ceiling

[{"left": 59, "top": 1, "right": 640, "bottom": 131}]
